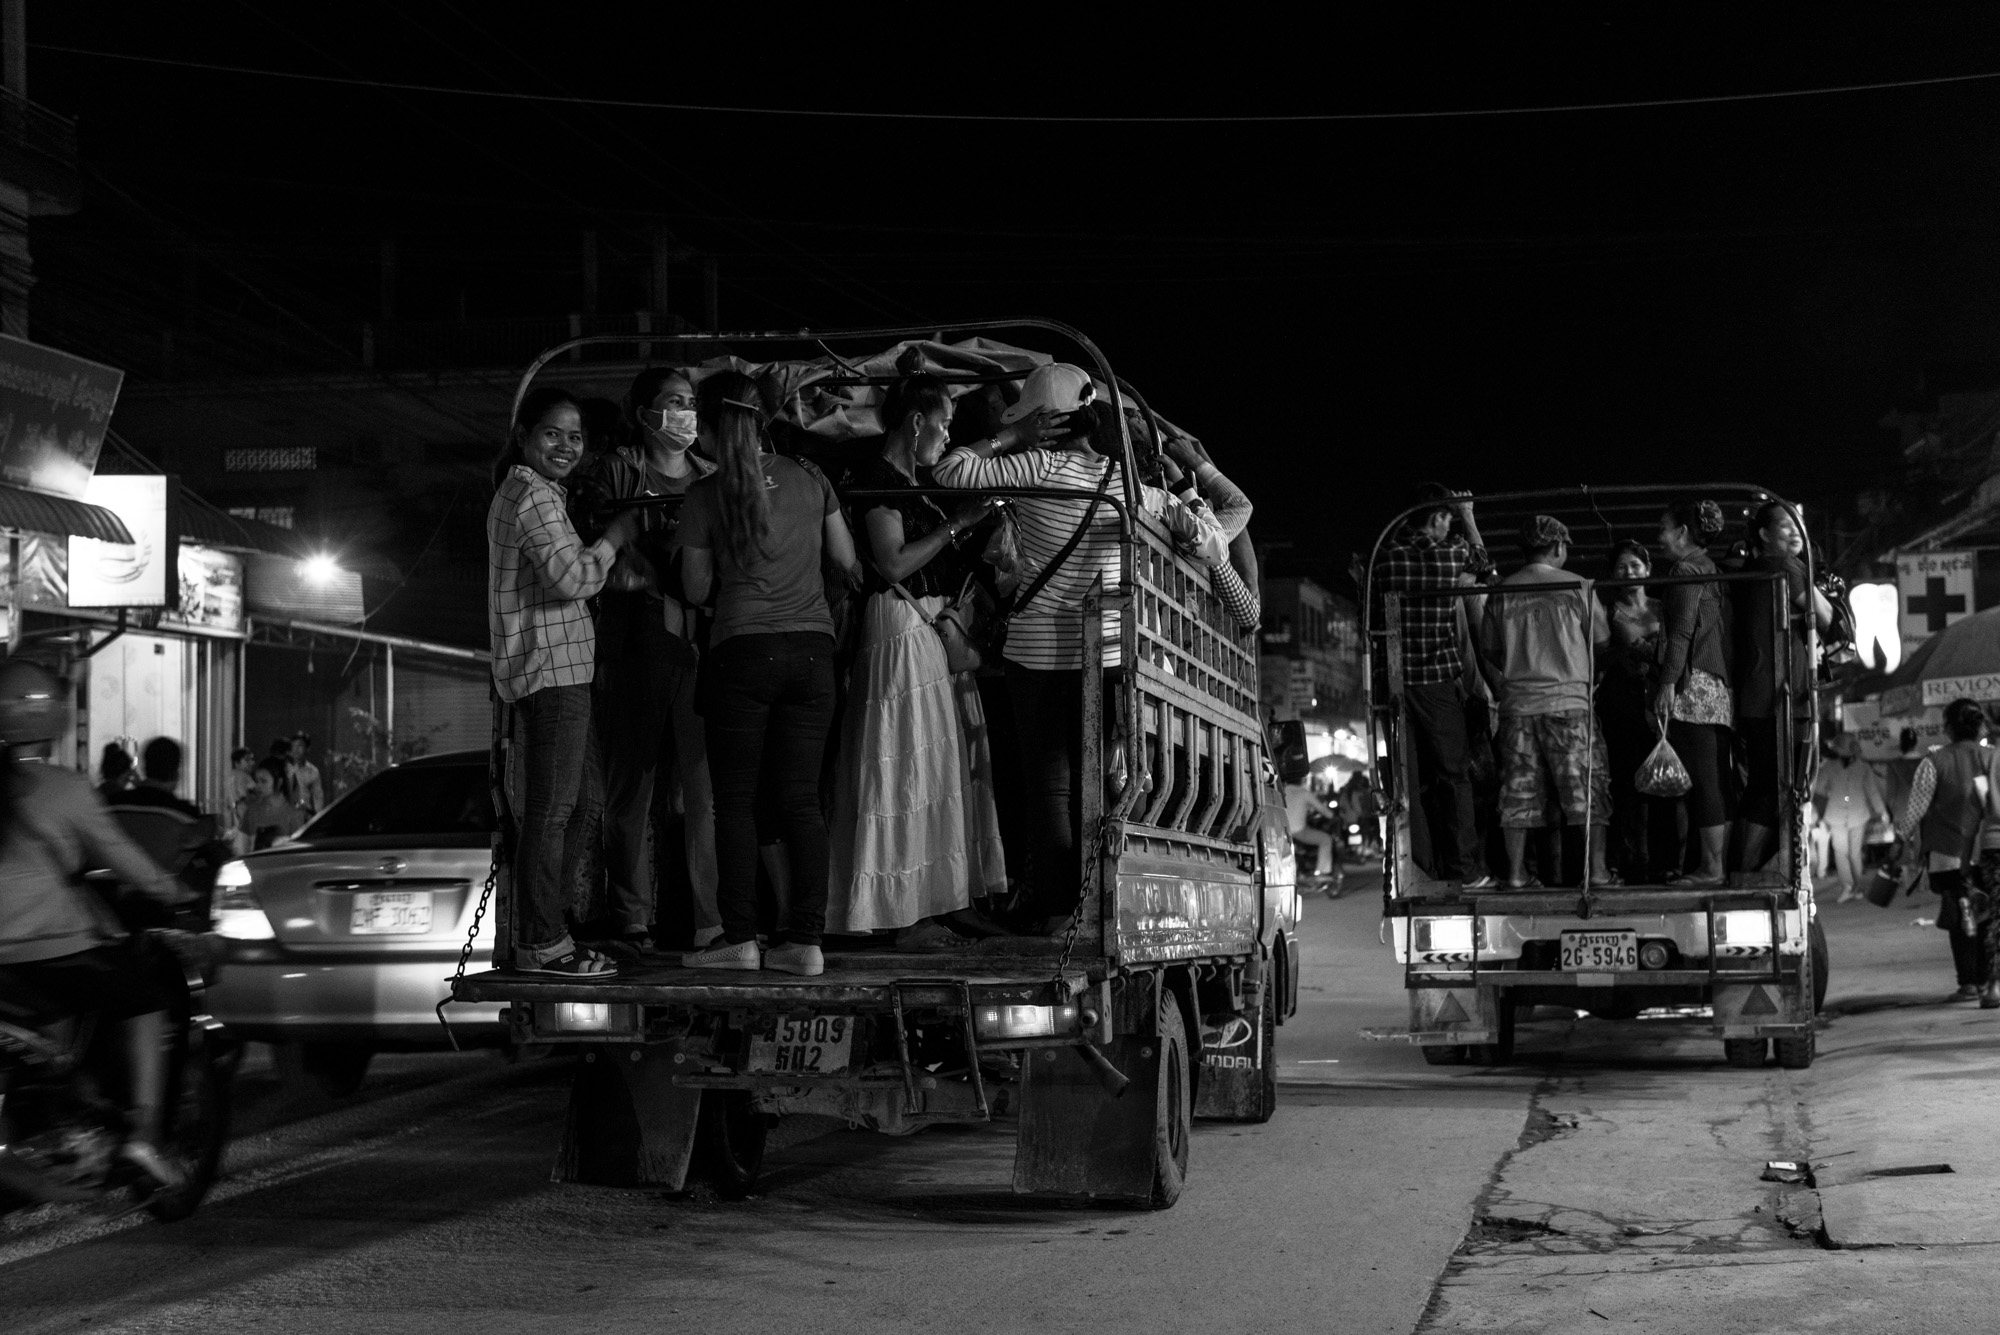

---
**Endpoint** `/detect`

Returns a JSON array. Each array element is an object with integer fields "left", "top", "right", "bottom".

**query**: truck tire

[
  {"left": 1722, "top": 1038, "right": 1768, "bottom": 1069},
  {"left": 1774, "top": 1029, "right": 1816, "bottom": 1070},
  {"left": 1809, "top": 917, "right": 1829, "bottom": 1014},
  {"left": 692, "top": 1091, "right": 766, "bottom": 1200},
  {"left": 278, "top": 1041, "right": 372, "bottom": 1099},
  {"left": 1467, "top": 994, "right": 1516, "bottom": 1065},
  {"left": 1148, "top": 998, "right": 1192, "bottom": 1209}
]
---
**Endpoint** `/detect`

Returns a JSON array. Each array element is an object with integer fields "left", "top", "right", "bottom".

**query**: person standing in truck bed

[{"left": 1371, "top": 484, "right": 1499, "bottom": 888}]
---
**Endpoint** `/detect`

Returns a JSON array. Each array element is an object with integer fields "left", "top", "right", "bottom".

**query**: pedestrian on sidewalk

[
  {"left": 1895, "top": 697, "right": 1995, "bottom": 1006},
  {"left": 1813, "top": 733, "right": 1888, "bottom": 903}
]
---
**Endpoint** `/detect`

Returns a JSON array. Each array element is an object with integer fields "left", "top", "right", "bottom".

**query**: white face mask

[{"left": 643, "top": 406, "right": 698, "bottom": 448}]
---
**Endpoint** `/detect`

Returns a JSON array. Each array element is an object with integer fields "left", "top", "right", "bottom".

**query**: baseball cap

[{"left": 1000, "top": 363, "right": 1096, "bottom": 424}]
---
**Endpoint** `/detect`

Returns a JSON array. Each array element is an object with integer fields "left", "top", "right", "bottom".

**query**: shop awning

[{"left": 0, "top": 483, "right": 133, "bottom": 544}]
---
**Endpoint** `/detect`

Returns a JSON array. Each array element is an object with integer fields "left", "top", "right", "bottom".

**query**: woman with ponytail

[
  {"left": 1654, "top": 498, "right": 1735, "bottom": 885},
  {"left": 678, "top": 371, "right": 860, "bottom": 976}
]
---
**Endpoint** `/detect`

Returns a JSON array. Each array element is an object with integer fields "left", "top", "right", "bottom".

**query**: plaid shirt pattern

[
  {"left": 1373, "top": 532, "right": 1493, "bottom": 687},
  {"left": 488, "top": 466, "right": 615, "bottom": 702}
]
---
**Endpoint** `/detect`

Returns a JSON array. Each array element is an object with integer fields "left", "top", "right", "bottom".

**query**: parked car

[{"left": 207, "top": 749, "right": 504, "bottom": 1095}]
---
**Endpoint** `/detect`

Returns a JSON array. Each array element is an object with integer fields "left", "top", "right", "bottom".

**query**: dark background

[{"left": 27, "top": 5, "right": 2000, "bottom": 588}]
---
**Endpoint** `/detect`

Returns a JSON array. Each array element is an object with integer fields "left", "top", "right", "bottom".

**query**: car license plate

[
  {"left": 349, "top": 890, "right": 434, "bottom": 934},
  {"left": 748, "top": 1014, "right": 853, "bottom": 1075},
  {"left": 1560, "top": 930, "right": 1638, "bottom": 971}
]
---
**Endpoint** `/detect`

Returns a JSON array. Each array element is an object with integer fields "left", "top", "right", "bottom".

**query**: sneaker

[
  {"left": 120, "top": 1139, "right": 187, "bottom": 1191},
  {"left": 1982, "top": 986, "right": 2000, "bottom": 1011},
  {"left": 764, "top": 943, "right": 825, "bottom": 977},
  {"left": 1948, "top": 984, "right": 1980, "bottom": 1003},
  {"left": 510, "top": 940, "right": 619, "bottom": 977},
  {"left": 691, "top": 924, "right": 725, "bottom": 949},
  {"left": 683, "top": 939, "right": 760, "bottom": 970}
]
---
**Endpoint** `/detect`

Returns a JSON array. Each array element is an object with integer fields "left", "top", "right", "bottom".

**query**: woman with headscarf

[{"left": 1812, "top": 732, "right": 1887, "bottom": 903}]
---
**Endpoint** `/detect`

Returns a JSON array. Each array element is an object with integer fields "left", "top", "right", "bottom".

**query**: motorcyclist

[
  {"left": 1285, "top": 777, "right": 1339, "bottom": 879},
  {"left": 0, "top": 659, "right": 194, "bottom": 1189}
]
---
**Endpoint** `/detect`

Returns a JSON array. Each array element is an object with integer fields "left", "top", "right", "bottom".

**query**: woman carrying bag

[
  {"left": 1652, "top": 499, "right": 1735, "bottom": 886},
  {"left": 827, "top": 370, "right": 1006, "bottom": 949}
]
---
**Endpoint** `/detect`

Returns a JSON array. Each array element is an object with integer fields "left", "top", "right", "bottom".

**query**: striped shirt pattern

[
  {"left": 487, "top": 465, "right": 616, "bottom": 702},
  {"left": 933, "top": 446, "right": 1255, "bottom": 671}
]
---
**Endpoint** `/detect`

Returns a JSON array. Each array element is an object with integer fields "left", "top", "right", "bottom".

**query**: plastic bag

[{"left": 1635, "top": 737, "right": 1692, "bottom": 798}]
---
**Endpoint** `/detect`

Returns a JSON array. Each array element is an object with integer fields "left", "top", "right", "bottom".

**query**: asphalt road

[{"left": 5, "top": 874, "right": 1995, "bottom": 1333}]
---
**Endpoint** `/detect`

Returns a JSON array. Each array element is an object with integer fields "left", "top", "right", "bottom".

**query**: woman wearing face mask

[
  {"left": 678, "top": 371, "right": 860, "bottom": 976},
  {"left": 488, "top": 387, "right": 642, "bottom": 976},
  {"left": 578, "top": 367, "right": 721, "bottom": 953},
  {"left": 827, "top": 372, "right": 1004, "bottom": 950}
]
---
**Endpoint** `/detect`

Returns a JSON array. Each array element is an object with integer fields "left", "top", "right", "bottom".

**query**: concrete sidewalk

[{"left": 1421, "top": 893, "right": 2000, "bottom": 1333}]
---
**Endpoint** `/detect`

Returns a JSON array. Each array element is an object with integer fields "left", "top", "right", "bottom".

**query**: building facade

[{"left": 1258, "top": 576, "right": 1365, "bottom": 761}]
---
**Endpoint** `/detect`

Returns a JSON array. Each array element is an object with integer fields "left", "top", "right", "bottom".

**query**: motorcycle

[{"left": 0, "top": 923, "right": 234, "bottom": 1222}]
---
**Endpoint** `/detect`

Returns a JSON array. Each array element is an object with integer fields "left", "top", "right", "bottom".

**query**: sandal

[
  {"left": 1665, "top": 872, "right": 1726, "bottom": 888},
  {"left": 1505, "top": 875, "right": 1544, "bottom": 890},
  {"left": 896, "top": 921, "right": 970, "bottom": 954},
  {"left": 1588, "top": 872, "right": 1627, "bottom": 889}
]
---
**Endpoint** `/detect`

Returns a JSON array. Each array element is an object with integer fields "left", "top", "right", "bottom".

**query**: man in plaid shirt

[{"left": 1373, "top": 483, "right": 1498, "bottom": 886}]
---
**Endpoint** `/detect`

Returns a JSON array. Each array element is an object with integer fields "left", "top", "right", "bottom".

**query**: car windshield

[{"left": 305, "top": 764, "right": 494, "bottom": 838}]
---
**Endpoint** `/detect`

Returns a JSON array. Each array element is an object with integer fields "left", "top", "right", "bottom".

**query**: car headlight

[{"left": 211, "top": 860, "right": 275, "bottom": 940}]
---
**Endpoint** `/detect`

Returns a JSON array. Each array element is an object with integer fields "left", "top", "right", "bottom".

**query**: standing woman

[
  {"left": 1898, "top": 698, "right": 1993, "bottom": 1004},
  {"left": 1598, "top": 540, "right": 1675, "bottom": 881},
  {"left": 1734, "top": 500, "right": 1835, "bottom": 870},
  {"left": 678, "top": 371, "right": 860, "bottom": 977},
  {"left": 827, "top": 372, "right": 1004, "bottom": 949},
  {"left": 1653, "top": 499, "right": 1735, "bottom": 885},
  {"left": 488, "top": 387, "right": 640, "bottom": 976}
]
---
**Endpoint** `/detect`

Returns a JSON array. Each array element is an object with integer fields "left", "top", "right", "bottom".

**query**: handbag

[
  {"left": 990, "top": 462, "right": 1115, "bottom": 659},
  {"left": 888, "top": 573, "right": 991, "bottom": 676}
]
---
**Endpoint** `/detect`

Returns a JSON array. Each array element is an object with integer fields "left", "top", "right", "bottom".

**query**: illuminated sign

[
  {"left": 0, "top": 335, "right": 124, "bottom": 501},
  {"left": 1897, "top": 551, "right": 1975, "bottom": 656},
  {"left": 1849, "top": 582, "right": 1901, "bottom": 672},
  {"left": 246, "top": 551, "right": 364, "bottom": 624},
  {"left": 175, "top": 544, "right": 244, "bottom": 632},
  {"left": 1842, "top": 700, "right": 1945, "bottom": 758},
  {"left": 68, "top": 474, "right": 175, "bottom": 608}
]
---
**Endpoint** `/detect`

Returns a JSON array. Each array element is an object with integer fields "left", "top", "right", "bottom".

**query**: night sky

[{"left": 27, "top": 6, "right": 2000, "bottom": 587}]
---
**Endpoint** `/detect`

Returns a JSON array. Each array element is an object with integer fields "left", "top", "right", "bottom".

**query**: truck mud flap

[
  {"left": 1013, "top": 1033, "right": 1163, "bottom": 1200},
  {"left": 1407, "top": 986, "right": 1497, "bottom": 1045},
  {"left": 1711, "top": 977, "right": 1811, "bottom": 1038},
  {"left": 554, "top": 1043, "right": 703, "bottom": 1189}
]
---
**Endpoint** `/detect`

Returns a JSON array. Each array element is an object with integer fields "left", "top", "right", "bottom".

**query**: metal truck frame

[
  {"left": 447, "top": 319, "right": 1300, "bottom": 1208},
  {"left": 1364, "top": 484, "right": 1826, "bottom": 1070}
]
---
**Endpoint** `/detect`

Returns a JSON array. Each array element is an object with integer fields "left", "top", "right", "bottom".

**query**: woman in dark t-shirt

[
  {"left": 826, "top": 373, "right": 1005, "bottom": 949},
  {"left": 678, "top": 371, "right": 860, "bottom": 978},
  {"left": 1734, "top": 500, "right": 1834, "bottom": 871}
]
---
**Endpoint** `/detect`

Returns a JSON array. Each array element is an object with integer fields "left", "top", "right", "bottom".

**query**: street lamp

[{"left": 302, "top": 553, "right": 343, "bottom": 587}]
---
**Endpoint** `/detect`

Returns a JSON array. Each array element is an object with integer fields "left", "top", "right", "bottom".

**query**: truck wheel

[
  {"left": 1467, "top": 995, "right": 1517, "bottom": 1065},
  {"left": 692, "top": 1091, "right": 766, "bottom": 1199},
  {"left": 1809, "top": 917, "right": 1829, "bottom": 1013},
  {"left": 1420, "top": 1045, "right": 1466, "bottom": 1065},
  {"left": 278, "top": 1041, "right": 373, "bottom": 1099},
  {"left": 1722, "top": 1038, "right": 1768, "bottom": 1069},
  {"left": 1148, "top": 998, "right": 1192, "bottom": 1210},
  {"left": 1774, "top": 1029, "right": 1816, "bottom": 1070}
]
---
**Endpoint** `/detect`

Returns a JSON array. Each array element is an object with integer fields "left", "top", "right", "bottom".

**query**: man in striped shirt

[{"left": 933, "top": 365, "right": 1254, "bottom": 929}]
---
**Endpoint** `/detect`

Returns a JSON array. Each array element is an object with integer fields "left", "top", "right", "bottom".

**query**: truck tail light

[{"left": 973, "top": 1003, "right": 1079, "bottom": 1040}]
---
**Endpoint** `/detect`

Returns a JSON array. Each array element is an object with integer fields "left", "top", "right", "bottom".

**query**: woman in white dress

[{"left": 828, "top": 371, "right": 1006, "bottom": 949}]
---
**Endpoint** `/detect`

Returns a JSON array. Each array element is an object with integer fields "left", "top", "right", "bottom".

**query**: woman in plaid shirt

[{"left": 488, "top": 388, "right": 642, "bottom": 976}]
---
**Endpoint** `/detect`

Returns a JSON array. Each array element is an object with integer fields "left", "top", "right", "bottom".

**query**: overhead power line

[{"left": 35, "top": 42, "right": 2000, "bottom": 123}]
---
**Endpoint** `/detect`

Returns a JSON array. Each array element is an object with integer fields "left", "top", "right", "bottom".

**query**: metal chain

[
  {"left": 435, "top": 839, "right": 501, "bottom": 1048},
  {"left": 1052, "top": 815, "right": 1113, "bottom": 990}
]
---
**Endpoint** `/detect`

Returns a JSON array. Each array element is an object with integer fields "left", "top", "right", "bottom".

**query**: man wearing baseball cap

[{"left": 1477, "top": 515, "right": 1614, "bottom": 889}]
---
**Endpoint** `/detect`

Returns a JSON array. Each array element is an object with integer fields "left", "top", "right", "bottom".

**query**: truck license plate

[
  {"left": 1560, "top": 930, "right": 1638, "bottom": 971},
  {"left": 349, "top": 890, "right": 433, "bottom": 934},
  {"left": 749, "top": 1015, "right": 852, "bottom": 1075}
]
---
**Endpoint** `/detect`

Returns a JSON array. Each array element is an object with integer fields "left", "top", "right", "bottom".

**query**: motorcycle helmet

[{"left": 0, "top": 658, "right": 68, "bottom": 747}]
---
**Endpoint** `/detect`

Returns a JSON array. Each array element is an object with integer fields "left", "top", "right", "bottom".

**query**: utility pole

[
  {"left": 3, "top": 2, "right": 25, "bottom": 100},
  {"left": 651, "top": 224, "right": 672, "bottom": 322},
  {"left": 378, "top": 237, "right": 397, "bottom": 323},
  {"left": 580, "top": 228, "right": 599, "bottom": 317}
]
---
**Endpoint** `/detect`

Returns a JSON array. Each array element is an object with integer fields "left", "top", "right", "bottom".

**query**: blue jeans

[
  {"left": 514, "top": 683, "right": 592, "bottom": 955},
  {"left": 704, "top": 633, "right": 836, "bottom": 946}
]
